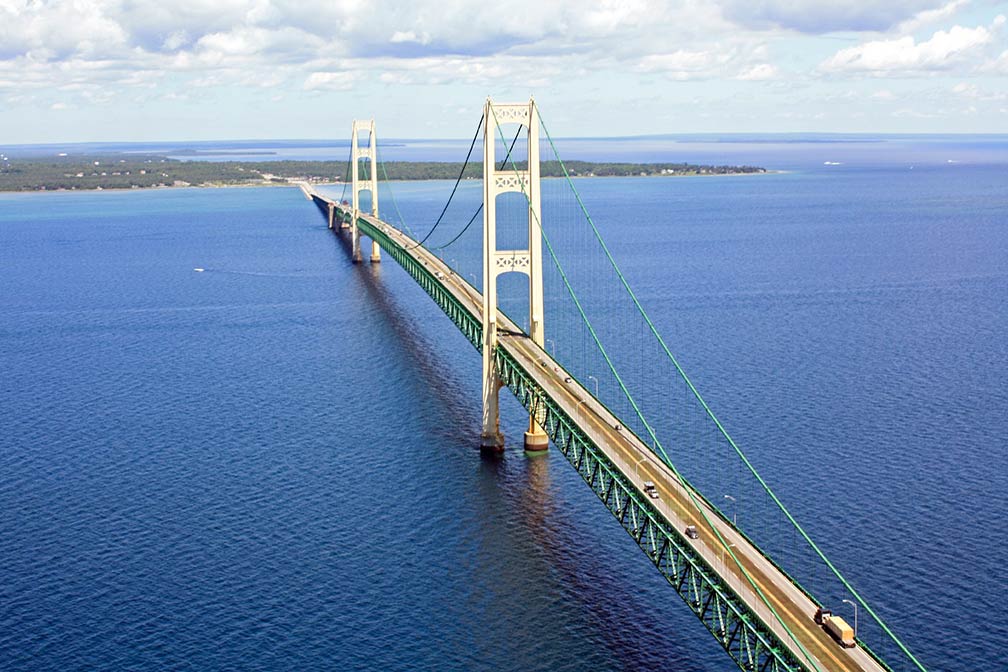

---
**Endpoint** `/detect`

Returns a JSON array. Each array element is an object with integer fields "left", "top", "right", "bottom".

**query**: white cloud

[
  {"left": 0, "top": 0, "right": 734, "bottom": 94},
  {"left": 952, "top": 81, "right": 1007, "bottom": 100},
  {"left": 0, "top": 0, "right": 128, "bottom": 60},
  {"left": 715, "top": 0, "right": 951, "bottom": 34},
  {"left": 3, "top": 0, "right": 1007, "bottom": 139},
  {"left": 737, "top": 63, "right": 779, "bottom": 80},
  {"left": 984, "top": 48, "right": 1008, "bottom": 73},
  {"left": 390, "top": 31, "right": 430, "bottom": 45},
  {"left": 162, "top": 31, "right": 192, "bottom": 51},
  {"left": 895, "top": 0, "right": 970, "bottom": 35},
  {"left": 638, "top": 49, "right": 720, "bottom": 72},
  {"left": 303, "top": 71, "right": 354, "bottom": 92},
  {"left": 819, "top": 16, "right": 1004, "bottom": 73}
]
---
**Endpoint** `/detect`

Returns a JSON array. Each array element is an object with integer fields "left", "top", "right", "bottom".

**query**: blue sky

[{"left": 2, "top": 0, "right": 1007, "bottom": 143}]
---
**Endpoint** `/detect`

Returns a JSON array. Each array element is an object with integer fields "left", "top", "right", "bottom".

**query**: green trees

[{"left": 0, "top": 154, "right": 765, "bottom": 192}]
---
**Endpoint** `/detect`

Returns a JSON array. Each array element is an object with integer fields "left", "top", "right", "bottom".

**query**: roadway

[{"left": 321, "top": 195, "right": 886, "bottom": 672}]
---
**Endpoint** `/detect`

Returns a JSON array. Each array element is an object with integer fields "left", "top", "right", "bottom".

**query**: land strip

[{"left": 0, "top": 154, "right": 766, "bottom": 192}]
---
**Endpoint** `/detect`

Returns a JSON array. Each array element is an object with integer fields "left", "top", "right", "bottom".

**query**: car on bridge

[
  {"left": 642, "top": 481, "right": 660, "bottom": 499},
  {"left": 815, "top": 608, "right": 857, "bottom": 648}
]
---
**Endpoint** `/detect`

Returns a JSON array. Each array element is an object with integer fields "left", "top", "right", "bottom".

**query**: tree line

[{"left": 0, "top": 154, "right": 765, "bottom": 192}]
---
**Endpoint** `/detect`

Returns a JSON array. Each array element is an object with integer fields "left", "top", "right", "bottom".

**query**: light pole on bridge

[
  {"left": 722, "top": 542, "right": 736, "bottom": 574},
  {"left": 634, "top": 455, "right": 646, "bottom": 482},
  {"left": 587, "top": 375, "right": 599, "bottom": 398},
  {"left": 842, "top": 598, "right": 859, "bottom": 639},
  {"left": 723, "top": 494, "right": 737, "bottom": 526},
  {"left": 546, "top": 338, "right": 556, "bottom": 357}
]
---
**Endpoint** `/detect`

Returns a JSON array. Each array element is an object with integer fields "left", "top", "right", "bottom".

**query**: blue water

[
  {"left": 2, "top": 142, "right": 1006, "bottom": 671},
  {"left": 6, "top": 134, "right": 1008, "bottom": 171}
]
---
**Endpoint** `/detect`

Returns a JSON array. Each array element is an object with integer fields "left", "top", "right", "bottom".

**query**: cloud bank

[{"left": 1, "top": 0, "right": 1005, "bottom": 138}]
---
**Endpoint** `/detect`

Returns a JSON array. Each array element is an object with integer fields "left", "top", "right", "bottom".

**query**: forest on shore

[{"left": 0, "top": 154, "right": 766, "bottom": 192}]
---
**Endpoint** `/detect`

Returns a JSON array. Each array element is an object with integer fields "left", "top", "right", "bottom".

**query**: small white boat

[{"left": 193, "top": 267, "right": 205, "bottom": 272}]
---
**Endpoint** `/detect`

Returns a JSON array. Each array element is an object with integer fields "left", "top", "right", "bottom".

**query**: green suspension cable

[
  {"left": 339, "top": 147, "right": 351, "bottom": 204},
  {"left": 490, "top": 106, "right": 824, "bottom": 672},
  {"left": 538, "top": 112, "right": 927, "bottom": 672},
  {"left": 376, "top": 146, "right": 415, "bottom": 239}
]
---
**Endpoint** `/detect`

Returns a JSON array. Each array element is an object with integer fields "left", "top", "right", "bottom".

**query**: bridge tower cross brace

[
  {"left": 351, "top": 119, "right": 381, "bottom": 264},
  {"left": 481, "top": 98, "right": 548, "bottom": 454}
]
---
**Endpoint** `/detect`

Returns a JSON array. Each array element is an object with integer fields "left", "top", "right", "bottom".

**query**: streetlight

[
  {"left": 546, "top": 338, "right": 556, "bottom": 357},
  {"left": 577, "top": 399, "right": 590, "bottom": 429},
  {"left": 842, "top": 599, "right": 859, "bottom": 639},
  {"left": 469, "top": 273, "right": 477, "bottom": 286},
  {"left": 723, "top": 494, "right": 737, "bottom": 525},
  {"left": 634, "top": 455, "right": 647, "bottom": 482},
  {"left": 722, "top": 542, "right": 736, "bottom": 571},
  {"left": 587, "top": 375, "right": 599, "bottom": 398}
]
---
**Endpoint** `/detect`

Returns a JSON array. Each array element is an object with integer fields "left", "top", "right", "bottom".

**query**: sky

[{"left": 2, "top": 0, "right": 1007, "bottom": 143}]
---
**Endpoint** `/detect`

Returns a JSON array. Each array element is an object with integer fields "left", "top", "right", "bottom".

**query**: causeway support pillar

[
  {"left": 481, "top": 97, "right": 547, "bottom": 454},
  {"left": 524, "top": 425, "right": 549, "bottom": 453}
]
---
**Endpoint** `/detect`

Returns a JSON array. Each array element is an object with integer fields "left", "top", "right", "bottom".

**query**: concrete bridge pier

[
  {"left": 480, "top": 314, "right": 505, "bottom": 454},
  {"left": 524, "top": 419, "right": 549, "bottom": 454},
  {"left": 480, "top": 426, "right": 505, "bottom": 454}
]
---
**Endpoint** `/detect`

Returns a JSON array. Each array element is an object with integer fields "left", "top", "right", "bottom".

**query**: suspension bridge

[{"left": 301, "top": 100, "right": 929, "bottom": 672}]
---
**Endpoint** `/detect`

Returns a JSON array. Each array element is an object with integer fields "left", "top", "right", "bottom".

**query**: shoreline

[
  {"left": 1, "top": 154, "right": 769, "bottom": 193},
  {"left": 0, "top": 170, "right": 782, "bottom": 195}
]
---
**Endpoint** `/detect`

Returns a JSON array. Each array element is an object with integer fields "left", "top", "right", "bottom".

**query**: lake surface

[{"left": 1, "top": 139, "right": 1006, "bottom": 671}]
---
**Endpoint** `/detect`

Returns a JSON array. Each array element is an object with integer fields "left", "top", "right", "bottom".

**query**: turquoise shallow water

[{"left": 1, "top": 144, "right": 1006, "bottom": 670}]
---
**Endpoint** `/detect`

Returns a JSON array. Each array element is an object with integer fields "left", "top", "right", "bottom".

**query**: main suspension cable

[
  {"left": 431, "top": 124, "right": 523, "bottom": 251},
  {"left": 409, "top": 113, "right": 484, "bottom": 250}
]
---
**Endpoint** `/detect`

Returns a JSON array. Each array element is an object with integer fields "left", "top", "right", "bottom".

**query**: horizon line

[{"left": 4, "top": 131, "right": 1008, "bottom": 150}]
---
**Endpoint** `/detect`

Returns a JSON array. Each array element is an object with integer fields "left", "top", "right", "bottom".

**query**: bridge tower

[
  {"left": 481, "top": 98, "right": 548, "bottom": 454},
  {"left": 351, "top": 119, "right": 381, "bottom": 264}
]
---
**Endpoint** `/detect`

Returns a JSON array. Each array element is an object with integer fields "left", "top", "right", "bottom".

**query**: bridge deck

[{"left": 315, "top": 192, "right": 886, "bottom": 672}]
